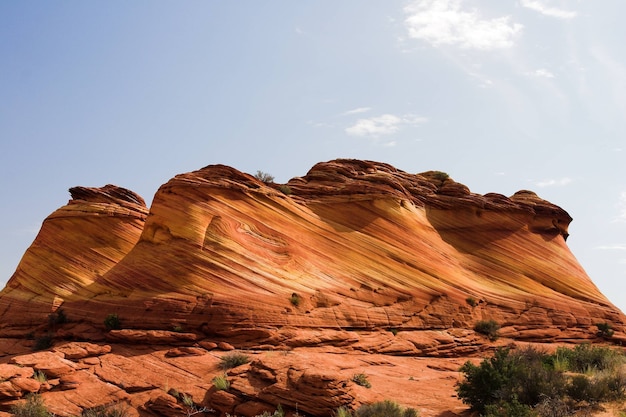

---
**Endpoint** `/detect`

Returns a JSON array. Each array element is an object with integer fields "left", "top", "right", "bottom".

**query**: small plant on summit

[
  {"left": 104, "top": 313, "right": 121, "bottom": 330},
  {"left": 474, "top": 319, "right": 500, "bottom": 341},
  {"left": 352, "top": 373, "right": 372, "bottom": 388},
  {"left": 254, "top": 170, "right": 275, "bottom": 183},
  {"left": 219, "top": 351, "right": 250, "bottom": 370},
  {"left": 212, "top": 374, "right": 230, "bottom": 391},
  {"left": 431, "top": 171, "right": 449, "bottom": 182},
  {"left": 596, "top": 322, "right": 615, "bottom": 339}
]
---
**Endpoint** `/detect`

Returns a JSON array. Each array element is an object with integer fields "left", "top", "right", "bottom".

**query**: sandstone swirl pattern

[{"left": 0, "top": 159, "right": 622, "bottom": 345}]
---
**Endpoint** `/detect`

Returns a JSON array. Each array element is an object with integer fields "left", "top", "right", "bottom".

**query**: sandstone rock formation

[{"left": 0, "top": 159, "right": 623, "bottom": 416}]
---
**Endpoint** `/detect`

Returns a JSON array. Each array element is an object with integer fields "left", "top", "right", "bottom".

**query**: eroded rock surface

[{"left": 0, "top": 159, "right": 624, "bottom": 416}]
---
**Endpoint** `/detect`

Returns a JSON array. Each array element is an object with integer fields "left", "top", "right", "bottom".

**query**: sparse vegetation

[
  {"left": 465, "top": 296, "right": 477, "bottom": 307},
  {"left": 456, "top": 344, "right": 626, "bottom": 416},
  {"left": 596, "top": 322, "right": 615, "bottom": 339},
  {"left": 254, "top": 170, "right": 274, "bottom": 183},
  {"left": 352, "top": 373, "right": 372, "bottom": 388},
  {"left": 473, "top": 319, "right": 500, "bottom": 341},
  {"left": 334, "top": 407, "right": 353, "bottom": 417},
  {"left": 32, "top": 370, "right": 47, "bottom": 383},
  {"left": 219, "top": 351, "right": 250, "bottom": 370},
  {"left": 278, "top": 185, "right": 292, "bottom": 195},
  {"left": 289, "top": 293, "right": 301, "bottom": 307},
  {"left": 431, "top": 171, "right": 449, "bottom": 182},
  {"left": 355, "top": 400, "right": 418, "bottom": 417},
  {"left": 212, "top": 374, "right": 230, "bottom": 391},
  {"left": 48, "top": 309, "right": 68, "bottom": 326},
  {"left": 172, "top": 325, "right": 184, "bottom": 333},
  {"left": 255, "top": 404, "right": 285, "bottom": 417},
  {"left": 81, "top": 404, "right": 129, "bottom": 417},
  {"left": 11, "top": 394, "right": 52, "bottom": 417},
  {"left": 104, "top": 313, "right": 121, "bottom": 330},
  {"left": 33, "top": 334, "right": 53, "bottom": 351}
]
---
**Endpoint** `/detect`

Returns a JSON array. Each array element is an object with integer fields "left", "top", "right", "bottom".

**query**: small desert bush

[
  {"left": 352, "top": 373, "right": 372, "bottom": 388},
  {"left": 104, "top": 313, "right": 121, "bottom": 330},
  {"left": 355, "top": 400, "right": 418, "bottom": 417},
  {"left": 555, "top": 344, "right": 623, "bottom": 373},
  {"left": 81, "top": 404, "right": 128, "bottom": 417},
  {"left": 278, "top": 185, "right": 292, "bottom": 195},
  {"left": 457, "top": 344, "right": 626, "bottom": 415},
  {"left": 596, "top": 322, "right": 615, "bottom": 339},
  {"left": 212, "top": 374, "right": 230, "bottom": 391},
  {"left": 465, "top": 297, "right": 477, "bottom": 307},
  {"left": 11, "top": 394, "right": 52, "bottom": 417},
  {"left": 33, "top": 334, "right": 53, "bottom": 351},
  {"left": 32, "top": 370, "right": 47, "bottom": 383},
  {"left": 474, "top": 319, "right": 500, "bottom": 341},
  {"left": 334, "top": 407, "right": 353, "bottom": 417},
  {"left": 289, "top": 293, "right": 301, "bottom": 307},
  {"left": 254, "top": 170, "right": 274, "bottom": 183},
  {"left": 219, "top": 351, "right": 250, "bottom": 370}
]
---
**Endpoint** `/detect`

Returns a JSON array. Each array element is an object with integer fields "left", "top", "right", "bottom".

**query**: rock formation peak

[{"left": 0, "top": 159, "right": 623, "bottom": 416}]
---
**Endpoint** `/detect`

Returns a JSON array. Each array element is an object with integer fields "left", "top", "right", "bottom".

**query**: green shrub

[
  {"left": 289, "top": 293, "right": 301, "bottom": 307},
  {"left": 219, "top": 352, "right": 250, "bottom": 370},
  {"left": 554, "top": 344, "right": 623, "bottom": 373},
  {"left": 254, "top": 171, "right": 274, "bottom": 183},
  {"left": 474, "top": 319, "right": 500, "bottom": 341},
  {"left": 104, "top": 314, "right": 121, "bottom": 330},
  {"left": 278, "top": 185, "right": 292, "bottom": 195},
  {"left": 596, "top": 322, "right": 615, "bottom": 339},
  {"left": 465, "top": 297, "right": 477, "bottom": 307},
  {"left": 352, "top": 373, "right": 372, "bottom": 388},
  {"left": 32, "top": 370, "right": 47, "bottom": 383},
  {"left": 482, "top": 397, "right": 534, "bottom": 417},
  {"left": 355, "top": 400, "right": 418, "bottom": 417},
  {"left": 212, "top": 374, "right": 230, "bottom": 391},
  {"left": 456, "top": 347, "right": 566, "bottom": 413},
  {"left": 81, "top": 404, "right": 128, "bottom": 417},
  {"left": 33, "top": 335, "right": 53, "bottom": 351},
  {"left": 48, "top": 309, "right": 68, "bottom": 326},
  {"left": 334, "top": 407, "right": 353, "bottom": 417},
  {"left": 11, "top": 394, "right": 52, "bottom": 417}
]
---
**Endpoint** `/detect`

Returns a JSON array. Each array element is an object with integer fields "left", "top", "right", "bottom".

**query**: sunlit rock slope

[{"left": 1, "top": 159, "right": 623, "bottom": 347}]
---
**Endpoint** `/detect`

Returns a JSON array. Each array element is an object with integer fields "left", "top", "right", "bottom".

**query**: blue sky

[{"left": 2, "top": 1, "right": 626, "bottom": 312}]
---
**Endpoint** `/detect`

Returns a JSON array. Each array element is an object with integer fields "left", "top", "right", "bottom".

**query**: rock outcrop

[{"left": 0, "top": 159, "right": 623, "bottom": 416}]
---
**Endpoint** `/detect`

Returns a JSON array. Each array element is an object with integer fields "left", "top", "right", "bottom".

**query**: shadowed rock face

[{"left": 0, "top": 159, "right": 624, "bottom": 416}]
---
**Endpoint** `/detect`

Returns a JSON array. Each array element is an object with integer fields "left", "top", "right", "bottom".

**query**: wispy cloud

[
  {"left": 535, "top": 177, "right": 572, "bottom": 187},
  {"left": 343, "top": 107, "right": 372, "bottom": 116},
  {"left": 595, "top": 244, "right": 626, "bottom": 251},
  {"left": 520, "top": 0, "right": 578, "bottom": 19},
  {"left": 345, "top": 114, "right": 427, "bottom": 137},
  {"left": 531, "top": 68, "right": 555, "bottom": 78},
  {"left": 616, "top": 192, "right": 626, "bottom": 222},
  {"left": 403, "top": 0, "right": 523, "bottom": 50}
]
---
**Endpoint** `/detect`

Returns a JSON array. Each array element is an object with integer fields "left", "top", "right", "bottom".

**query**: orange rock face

[{"left": 0, "top": 159, "right": 623, "bottom": 416}]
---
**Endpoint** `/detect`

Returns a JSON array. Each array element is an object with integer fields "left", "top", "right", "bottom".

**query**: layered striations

[{"left": 0, "top": 159, "right": 622, "bottom": 344}]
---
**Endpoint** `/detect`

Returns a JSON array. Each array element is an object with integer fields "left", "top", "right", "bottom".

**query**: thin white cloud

[
  {"left": 595, "top": 244, "right": 626, "bottom": 251},
  {"left": 404, "top": 0, "right": 523, "bottom": 50},
  {"left": 535, "top": 177, "right": 572, "bottom": 187},
  {"left": 345, "top": 114, "right": 427, "bottom": 137},
  {"left": 616, "top": 192, "right": 626, "bottom": 222},
  {"left": 520, "top": 0, "right": 578, "bottom": 19},
  {"left": 532, "top": 68, "right": 555, "bottom": 78},
  {"left": 343, "top": 107, "right": 372, "bottom": 116}
]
